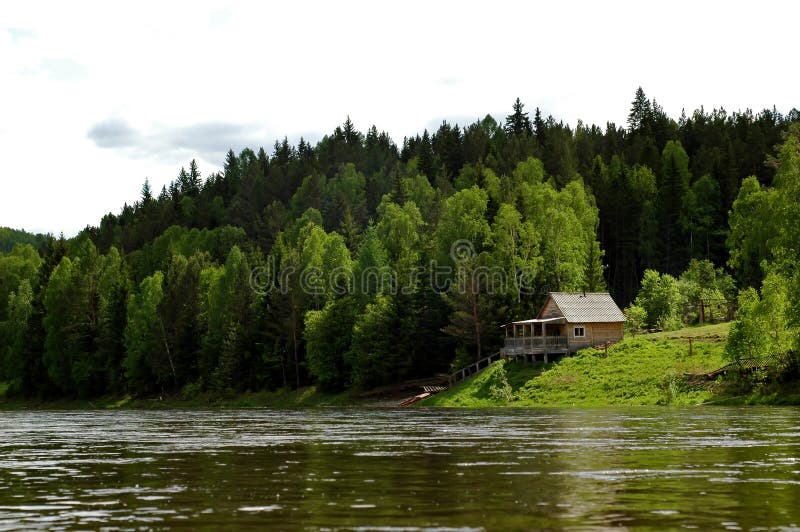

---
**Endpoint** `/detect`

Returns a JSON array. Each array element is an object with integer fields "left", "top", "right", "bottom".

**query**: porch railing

[{"left": 503, "top": 336, "right": 568, "bottom": 350}]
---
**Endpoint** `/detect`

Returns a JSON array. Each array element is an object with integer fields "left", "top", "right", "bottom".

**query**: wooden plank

[{"left": 399, "top": 392, "right": 431, "bottom": 407}]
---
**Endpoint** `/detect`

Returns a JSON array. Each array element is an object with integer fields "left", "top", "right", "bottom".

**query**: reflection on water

[{"left": 0, "top": 408, "right": 799, "bottom": 530}]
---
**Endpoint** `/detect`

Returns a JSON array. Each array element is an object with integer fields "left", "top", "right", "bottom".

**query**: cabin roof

[
  {"left": 503, "top": 316, "right": 566, "bottom": 327},
  {"left": 540, "top": 292, "right": 626, "bottom": 323}
]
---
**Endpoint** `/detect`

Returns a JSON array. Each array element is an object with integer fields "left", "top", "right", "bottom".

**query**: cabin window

[{"left": 574, "top": 326, "right": 585, "bottom": 338}]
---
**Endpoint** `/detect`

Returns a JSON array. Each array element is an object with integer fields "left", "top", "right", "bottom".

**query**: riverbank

[
  {"left": 0, "top": 377, "right": 436, "bottom": 410},
  {"left": 0, "top": 385, "right": 361, "bottom": 410},
  {"left": 421, "top": 322, "right": 800, "bottom": 407},
  {"left": 4, "top": 323, "right": 798, "bottom": 409}
]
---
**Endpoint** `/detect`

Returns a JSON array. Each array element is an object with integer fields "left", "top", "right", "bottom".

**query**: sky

[{"left": 1, "top": 0, "right": 798, "bottom": 236}]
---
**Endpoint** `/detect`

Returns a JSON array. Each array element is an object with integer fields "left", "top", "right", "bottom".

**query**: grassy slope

[{"left": 423, "top": 323, "right": 730, "bottom": 407}]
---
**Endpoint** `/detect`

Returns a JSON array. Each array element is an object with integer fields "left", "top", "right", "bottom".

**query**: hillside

[
  {"left": 0, "top": 227, "right": 45, "bottom": 254},
  {"left": 2, "top": 93, "right": 799, "bottom": 403},
  {"left": 422, "top": 323, "right": 730, "bottom": 407}
]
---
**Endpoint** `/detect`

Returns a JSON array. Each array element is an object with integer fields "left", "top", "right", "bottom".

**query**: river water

[{"left": 0, "top": 407, "right": 799, "bottom": 530}]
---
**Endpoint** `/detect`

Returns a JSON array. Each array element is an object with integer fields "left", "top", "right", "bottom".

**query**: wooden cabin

[{"left": 501, "top": 292, "right": 625, "bottom": 361}]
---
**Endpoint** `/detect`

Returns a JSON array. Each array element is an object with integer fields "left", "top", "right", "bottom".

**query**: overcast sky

[{"left": 1, "top": 0, "right": 798, "bottom": 236}]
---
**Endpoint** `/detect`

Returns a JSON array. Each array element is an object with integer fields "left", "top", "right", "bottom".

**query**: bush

[
  {"left": 623, "top": 304, "right": 647, "bottom": 335},
  {"left": 488, "top": 365, "right": 514, "bottom": 402},
  {"left": 634, "top": 269, "right": 681, "bottom": 330}
]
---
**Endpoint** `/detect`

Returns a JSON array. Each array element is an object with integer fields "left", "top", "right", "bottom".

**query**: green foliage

[
  {"left": 623, "top": 304, "right": 647, "bottom": 335},
  {"left": 682, "top": 175, "right": 724, "bottom": 260},
  {"left": 200, "top": 246, "right": 254, "bottom": 391},
  {"left": 726, "top": 288, "right": 769, "bottom": 362},
  {"left": 0, "top": 228, "right": 45, "bottom": 254},
  {"left": 726, "top": 273, "right": 793, "bottom": 363},
  {"left": 678, "top": 259, "right": 735, "bottom": 324},
  {"left": 0, "top": 244, "right": 42, "bottom": 321},
  {"left": 123, "top": 271, "right": 168, "bottom": 394},
  {"left": 488, "top": 363, "right": 514, "bottom": 402},
  {"left": 346, "top": 295, "right": 397, "bottom": 388},
  {"left": 634, "top": 269, "right": 682, "bottom": 330},
  {"left": 130, "top": 225, "right": 247, "bottom": 281},
  {"left": 3, "top": 94, "right": 800, "bottom": 402},
  {"left": 0, "top": 280, "right": 34, "bottom": 388},
  {"left": 96, "top": 247, "right": 130, "bottom": 391},
  {"left": 376, "top": 200, "right": 424, "bottom": 273},
  {"left": 42, "top": 240, "right": 111, "bottom": 396},
  {"left": 658, "top": 140, "right": 691, "bottom": 272},
  {"left": 426, "top": 324, "right": 729, "bottom": 407},
  {"left": 489, "top": 203, "right": 541, "bottom": 303},
  {"left": 435, "top": 186, "right": 491, "bottom": 264},
  {"left": 725, "top": 126, "right": 800, "bottom": 376},
  {"left": 305, "top": 296, "right": 357, "bottom": 391},
  {"left": 727, "top": 177, "right": 771, "bottom": 286},
  {"left": 424, "top": 360, "right": 521, "bottom": 407}
]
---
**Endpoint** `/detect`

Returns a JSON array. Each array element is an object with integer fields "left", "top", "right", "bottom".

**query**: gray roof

[{"left": 544, "top": 292, "right": 626, "bottom": 323}]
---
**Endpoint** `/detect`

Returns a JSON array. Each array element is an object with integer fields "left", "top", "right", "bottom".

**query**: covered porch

[{"left": 501, "top": 317, "right": 569, "bottom": 360}]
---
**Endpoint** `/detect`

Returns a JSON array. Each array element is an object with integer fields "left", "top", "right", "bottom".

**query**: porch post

[
  {"left": 543, "top": 322, "right": 547, "bottom": 356},
  {"left": 529, "top": 323, "right": 533, "bottom": 353}
]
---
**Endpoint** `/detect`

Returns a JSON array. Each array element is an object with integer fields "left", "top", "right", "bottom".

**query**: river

[{"left": 0, "top": 407, "right": 799, "bottom": 530}]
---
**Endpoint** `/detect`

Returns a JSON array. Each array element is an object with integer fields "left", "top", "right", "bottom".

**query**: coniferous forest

[{"left": 2, "top": 89, "right": 800, "bottom": 399}]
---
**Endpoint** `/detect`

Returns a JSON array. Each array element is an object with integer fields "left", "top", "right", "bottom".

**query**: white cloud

[{"left": 0, "top": 0, "right": 798, "bottom": 235}]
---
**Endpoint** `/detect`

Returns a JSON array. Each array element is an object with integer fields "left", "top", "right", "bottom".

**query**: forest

[{"left": 1, "top": 88, "right": 799, "bottom": 399}]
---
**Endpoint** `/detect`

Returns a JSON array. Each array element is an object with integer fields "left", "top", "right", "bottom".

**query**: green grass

[
  {"left": 422, "top": 361, "right": 551, "bottom": 407},
  {"left": 422, "top": 323, "right": 731, "bottom": 407},
  {"left": 644, "top": 321, "right": 730, "bottom": 342}
]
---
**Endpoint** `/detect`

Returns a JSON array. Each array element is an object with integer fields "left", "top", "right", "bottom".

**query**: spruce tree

[
  {"left": 505, "top": 97, "right": 533, "bottom": 137},
  {"left": 140, "top": 179, "right": 152, "bottom": 204},
  {"left": 628, "top": 87, "right": 652, "bottom": 132}
]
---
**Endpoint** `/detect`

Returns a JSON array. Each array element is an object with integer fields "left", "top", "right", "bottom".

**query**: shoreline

[
  {"left": 4, "top": 324, "right": 798, "bottom": 410},
  {"left": 3, "top": 387, "right": 799, "bottom": 410}
]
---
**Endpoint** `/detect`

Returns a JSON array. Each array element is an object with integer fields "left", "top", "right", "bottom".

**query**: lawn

[{"left": 422, "top": 322, "right": 731, "bottom": 407}]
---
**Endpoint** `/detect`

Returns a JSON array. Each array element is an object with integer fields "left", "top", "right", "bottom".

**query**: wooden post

[
  {"left": 542, "top": 322, "right": 547, "bottom": 358},
  {"left": 529, "top": 323, "right": 533, "bottom": 353},
  {"left": 689, "top": 337, "right": 693, "bottom": 357}
]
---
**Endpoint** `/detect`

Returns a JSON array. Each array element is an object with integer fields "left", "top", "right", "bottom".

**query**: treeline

[
  {"left": 723, "top": 127, "right": 800, "bottom": 374},
  {"left": 1, "top": 90, "right": 798, "bottom": 398},
  {"left": 0, "top": 227, "right": 45, "bottom": 254}
]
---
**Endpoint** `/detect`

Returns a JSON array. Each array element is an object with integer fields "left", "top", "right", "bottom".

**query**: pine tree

[
  {"left": 222, "top": 149, "right": 240, "bottom": 196},
  {"left": 658, "top": 140, "right": 692, "bottom": 273},
  {"left": 533, "top": 107, "right": 546, "bottom": 146},
  {"left": 140, "top": 179, "right": 152, "bottom": 204},
  {"left": 187, "top": 159, "right": 201, "bottom": 195},
  {"left": 343, "top": 116, "right": 360, "bottom": 146},
  {"left": 177, "top": 167, "right": 190, "bottom": 195},
  {"left": 418, "top": 130, "right": 434, "bottom": 178},
  {"left": 505, "top": 97, "right": 533, "bottom": 137},
  {"left": 584, "top": 240, "right": 606, "bottom": 292},
  {"left": 628, "top": 87, "right": 653, "bottom": 132}
]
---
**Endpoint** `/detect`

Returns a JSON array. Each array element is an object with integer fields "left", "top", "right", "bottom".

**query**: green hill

[
  {"left": 0, "top": 227, "right": 45, "bottom": 254},
  {"left": 422, "top": 323, "right": 730, "bottom": 407}
]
